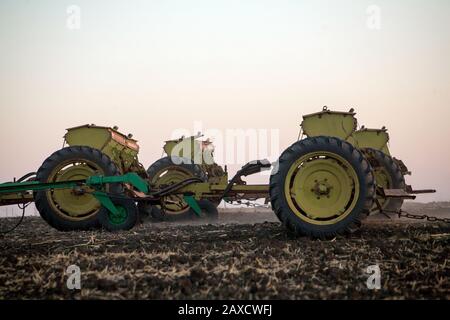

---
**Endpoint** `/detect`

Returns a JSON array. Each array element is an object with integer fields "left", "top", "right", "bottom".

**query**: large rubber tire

[
  {"left": 147, "top": 156, "right": 207, "bottom": 221},
  {"left": 362, "top": 148, "right": 406, "bottom": 213},
  {"left": 192, "top": 199, "right": 219, "bottom": 221},
  {"left": 270, "top": 136, "right": 376, "bottom": 238},
  {"left": 34, "top": 146, "right": 122, "bottom": 231}
]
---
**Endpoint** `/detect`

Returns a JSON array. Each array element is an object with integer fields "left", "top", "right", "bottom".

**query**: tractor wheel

[
  {"left": 361, "top": 148, "right": 406, "bottom": 213},
  {"left": 34, "top": 146, "right": 122, "bottom": 231},
  {"left": 137, "top": 203, "right": 153, "bottom": 222},
  {"left": 146, "top": 156, "right": 207, "bottom": 221},
  {"left": 270, "top": 136, "right": 375, "bottom": 238},
  {"left": 192, "top": 199, "right": 219, "bottom": 221},
  {"left": 98, "top": 198, "right": 138, "bottom": 231}
]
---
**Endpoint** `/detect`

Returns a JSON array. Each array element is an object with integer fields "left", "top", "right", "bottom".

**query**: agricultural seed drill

[{"left": 0, "top": 107, "right": 435, "bottom": 238}]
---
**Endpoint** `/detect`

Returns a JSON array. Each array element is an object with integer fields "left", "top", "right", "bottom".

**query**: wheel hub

[
  {"left": 284, "top": 152, "right": 360, "bottom": 224},
  {"left": 49, "top": 162, "right": 102, "bottom": 218},
  {"left": 312, "top": 179, "right": 332, "bottom": 197},
  {"left": 108, "top": 206, "right": 128, "bottom": 225},
  {"left": 152, "top": 167, "right": 194, "bottom": 214}
]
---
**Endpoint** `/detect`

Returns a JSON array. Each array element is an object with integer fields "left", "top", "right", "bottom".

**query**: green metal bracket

[
  {"left": 86, "top": 173, "right": 149, "bottom": 193},
  {"left": 87, "top": 173, "right": 149, "bottom": 219},
  {"left": 0, "top": 180, "right": 83, "bottom": 194},
  {"left": 0, "top": 173, "right": 149, "bottom": 196},
  {"left": 0, "top": 174, "right": 149, "bottom": 220},
  {"left": 183, "top": 195, "right": 202, "bottom": 217},
  {"left": 92, "top": 191, "right": 120, "bottom": 215}
]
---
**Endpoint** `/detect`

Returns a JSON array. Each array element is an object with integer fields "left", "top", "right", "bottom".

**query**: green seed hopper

[{"left": 64, "top": 124, "right": 146, "bottom": 175}]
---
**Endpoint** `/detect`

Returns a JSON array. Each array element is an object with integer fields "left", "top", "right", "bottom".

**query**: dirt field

[{"left": 0, "top": 203, "right": 449, "bottom": 300}]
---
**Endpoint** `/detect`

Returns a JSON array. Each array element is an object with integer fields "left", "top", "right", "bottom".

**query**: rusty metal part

[
  {"left": 397, "top": 210, "right": 450, "bottom": 223},
  {"left": 382, "top": 188, "right": 416, "bottom": 200},
  {"left": 405, "top": 185, "right": 436, "bottom": 194},
  {"left": 393, "top": 157, "right": 411, "bottom": 175},
  {"left": 0, "top": 193, "right": 34, "bottom": 206}
]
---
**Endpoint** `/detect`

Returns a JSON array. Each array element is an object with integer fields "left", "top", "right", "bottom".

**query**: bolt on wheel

[
  {"left": 146, "top": 156, "right": 207, "bottom": 221},
  {"left": 284, "top": 152, "right": 360, "bottom": 225},
  {"left": 361, "top": 148, "right": 406, "bottom": 214},
  {"left": 34, "top": 146, "right": 122, "bottom": 231},
  {"left": 99, "top": 198, "right": 138, "bottom": 231},
  {"left": 270, "top": 136, "right": 375, "bottom": 238}
]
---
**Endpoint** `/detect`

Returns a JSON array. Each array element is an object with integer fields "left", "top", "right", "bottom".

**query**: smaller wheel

[
  {"left": 149, "top": 205, "right": 165, "bottom": 221},
  {"left": 137, "top": 203, "right": 153, "bottom": 223},
  {"left": 192, "top": 200, "right": 219, "bottom": 221},
  {"left": 147, "top": 156, "right": 207, "bottom": 221},
  {"left": 138, "top": 203, "right": 152, "bottom": 216},
  {"left": 362, "top": 148, "right": 406, "bottom": 213},
  {"left": 99, "top": 198, "right": 138, "bottom": 231}
]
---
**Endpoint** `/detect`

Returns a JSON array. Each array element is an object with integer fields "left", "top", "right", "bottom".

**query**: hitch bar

[
  {"left": 381, "top": 185, "right": 436, "bottom": 200},
  {"left": 405, "top": 185, "right": 436, "bottom": 194}
]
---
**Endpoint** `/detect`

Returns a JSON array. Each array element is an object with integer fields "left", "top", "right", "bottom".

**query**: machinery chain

[
  {"left": 397, "top": 210, "right": 450, "bottom": 223},
  {"left": 225, "top": 202, "right": 450, "bottom": 223},
  {"left": 383, "top": 209, "right": 450, "bottom": 224}
]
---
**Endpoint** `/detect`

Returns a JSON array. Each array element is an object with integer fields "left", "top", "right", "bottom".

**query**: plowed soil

[{"left": 0, "top": 206, "right": 449, "bottom": 299}]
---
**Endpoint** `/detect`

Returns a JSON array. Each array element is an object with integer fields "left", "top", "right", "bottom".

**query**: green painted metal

[
  {"left": 64, "top": 124, "right": 143, "bottom": 174},
  {"left": 162, "top": 133, "right": 217, "bottom": 166},
  {"left": 301, "top": 107, "right": 357, "bottom": 140},
  {"left": 0, "top": 108, "right": 410, "bottom": 226},
  {"left": 0, "top": 179, "right": 83, "bottom": 194},
  {"left": 164, "top": 135, "right": 203, "bottom": 162},
  {"left": 348, "top": 128, "right": 391, "bottom": 155},
  {"left": 49, "top": 163, "right": 102, "bottom": 217},
  {"left": 0, "top": 172, "right": 209, "bottom": 219},
  {"left": 157, "top": 134, "right": 227, "bottom": 215},
  {"left": 0, "top": 173, "right": 149, "bottom": 197},
  {"left": 92, "top": 191, "right": 120, "bottom": 215},
  {"left": 109, "top": 206, "right": 128, "bottom": 225},
  {"left": 283, "top": 151, "right": 359, "bottom": 225},
  {"left": 162, "top": 134, "right": 225, "bottom": 183},
  {"left": 91, "top": 191, "right": 128, "bottom": 224},
  {"left": 300, "top": 107, "right": 391, "bottom": 155},
  {"left": 87, "top": 173, "right": 149, "bottom": 193},
  {"left": 183, "top": 195, "right": 202, "bottom": 216},
  {"left": 0, "top": 173, "right": 147, "bottom": 220}
]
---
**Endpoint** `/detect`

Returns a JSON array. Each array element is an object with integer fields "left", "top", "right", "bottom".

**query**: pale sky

[{"left": 1, "top": 0, "right": 449, "bottom": 202}]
